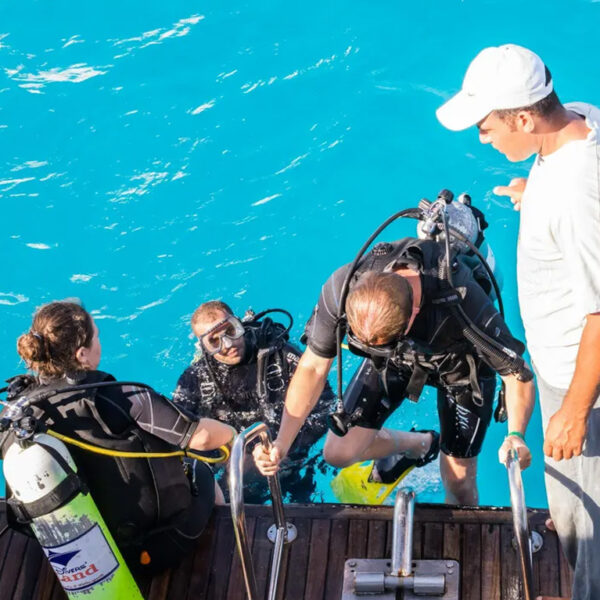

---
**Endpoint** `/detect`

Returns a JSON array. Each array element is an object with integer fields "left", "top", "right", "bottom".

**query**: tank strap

[{"left": 7, "top": 441, "right": 86, "bottom": 524}]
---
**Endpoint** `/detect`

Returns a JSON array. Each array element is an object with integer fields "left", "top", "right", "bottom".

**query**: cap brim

[{"left": 436, "top": 90, "right": 492, "bottom": 131}]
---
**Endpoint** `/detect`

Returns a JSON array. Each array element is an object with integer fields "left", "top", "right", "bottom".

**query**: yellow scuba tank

[{"left": 3, "top": 433, "right": 143, "bottom": 599}]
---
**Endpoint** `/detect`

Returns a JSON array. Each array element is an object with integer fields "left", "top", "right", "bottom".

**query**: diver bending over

[
  {"left": 1, "top": 301, "right": 234, "bottom": 576},
  {"left": 254, "top": 237, "right": 535, "bottom": 504}
]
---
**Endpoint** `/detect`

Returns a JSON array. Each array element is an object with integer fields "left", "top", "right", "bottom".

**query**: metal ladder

[
  {"left": 342, "top": 488, "right": 460, "bottom": 599},
  {"left": 228, "top": 422, "right": 297, "bottom": 600},
  {"left": 506, "top": 448, "right": 543, "bottom": 600}
]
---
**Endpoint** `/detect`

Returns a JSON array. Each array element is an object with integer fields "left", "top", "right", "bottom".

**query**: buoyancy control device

[{"left": 1, "top": 393, "right": 143, "bottom": 599}]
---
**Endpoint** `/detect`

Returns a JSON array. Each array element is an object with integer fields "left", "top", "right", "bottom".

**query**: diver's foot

[
  {"left": 545, "top": 518, "right": 556, "bottom": 532},
  {"left": 370, "top": 430, "right": 440, "bottom": 485}
]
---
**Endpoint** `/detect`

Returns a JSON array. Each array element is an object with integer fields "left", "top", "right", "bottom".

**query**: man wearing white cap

[{"left": 437, "top": 43, "right": 600, "bottom": 600}]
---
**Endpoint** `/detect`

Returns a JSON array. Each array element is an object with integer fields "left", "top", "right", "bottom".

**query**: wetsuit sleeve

[
  {"left": 100, "top": 385, "right": 198, "bottom": 448},
  {"left": 172, "top": 365, "right": 204, "bottom": 418},
  {"left": 304, "top": 264, "right": 350, "bottom": 359},
  {"left": 457, "top": 269, "right": 528, "bottom": 377}
]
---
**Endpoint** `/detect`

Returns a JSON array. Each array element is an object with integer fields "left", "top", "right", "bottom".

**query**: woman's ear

[{"left": 75, "top": 345, "right": 91, "bottom": 369}]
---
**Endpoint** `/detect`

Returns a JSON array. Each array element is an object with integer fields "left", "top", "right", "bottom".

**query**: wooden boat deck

[{"left": 0, "top": 503, "right": 571, "bottom": 600}]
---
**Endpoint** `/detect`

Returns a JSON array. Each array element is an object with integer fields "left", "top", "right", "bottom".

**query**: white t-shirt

[{"left": 517, "top": 102, "right": 600, "bottom": 389}]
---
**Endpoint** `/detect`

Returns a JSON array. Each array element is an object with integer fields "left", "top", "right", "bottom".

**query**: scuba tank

[
  {"left": 417, "top": 191, "right": 503, "bottom": 296},
  {"left": 3, "top": 431, "right": 143, "bottom": 599}
]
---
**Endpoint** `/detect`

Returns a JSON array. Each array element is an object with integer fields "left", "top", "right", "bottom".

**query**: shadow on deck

[{"left": 0, "top": 503, "right": 572, "bottom": 600}]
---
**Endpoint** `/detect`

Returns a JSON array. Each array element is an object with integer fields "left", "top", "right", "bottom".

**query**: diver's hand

[
  {"left": 493, "top": 177, "right": 527, "bottom": 211},
  {"left": 544, "top": 408, "right": 587, "bottom": 461},
  {"left": 252, "top": 439, "right": 286, "bottom": 476},
  {"left": 499, "top": 434, "right": 531, "bottom": 470}
]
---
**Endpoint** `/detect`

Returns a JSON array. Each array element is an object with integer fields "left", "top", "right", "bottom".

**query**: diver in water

[
  {"left": 1, "top": 301, "right": 235, "bottom": 576},
  {"left": 173, "top": 300, "right": 340, "bottom": 503},
  {"left": 254, "top": 196, "right": 536, "bottom": 505}
]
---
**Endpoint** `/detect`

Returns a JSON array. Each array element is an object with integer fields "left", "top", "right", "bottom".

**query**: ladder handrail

[
  {"left": 391, "top": 488, "right": 415, "bottom": 577},
  {"left": 506, "top": 448, "right": 534, "bottom": 600},
  {"left": 228, "top": 422, "right": 289, "bottom": 600}
]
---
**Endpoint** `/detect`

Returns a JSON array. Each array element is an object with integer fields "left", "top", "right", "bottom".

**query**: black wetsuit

[
  {"left": 0, "top": 370, "right": 215, "bottom": 576},
  {"left": 173, "top": 328, "right": 335, "bottom": 502},
  {"left": 304, "top": 238, "right": 529, "bottom": 458}
]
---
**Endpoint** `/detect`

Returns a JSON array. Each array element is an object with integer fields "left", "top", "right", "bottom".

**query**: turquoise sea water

[{"left": 1, "top": 0, "right": 599, "bottom": 507}]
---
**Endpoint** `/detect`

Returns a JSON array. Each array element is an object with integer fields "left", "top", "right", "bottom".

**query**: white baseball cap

[{"left": 436, "top": 44, "right": 553, "bottom": 131}]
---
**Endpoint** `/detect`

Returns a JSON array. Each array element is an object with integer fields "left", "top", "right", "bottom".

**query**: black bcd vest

[{"left": 0, "top": 371, "right": 194, "bottom": 547}]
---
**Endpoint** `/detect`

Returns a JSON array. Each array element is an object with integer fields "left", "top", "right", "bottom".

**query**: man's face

[
  {"left": 476, "top": 111, "right": 538, "bottom": 162},
  {"left": 194, "top": 310, "right": 245, "bottom": 365}
]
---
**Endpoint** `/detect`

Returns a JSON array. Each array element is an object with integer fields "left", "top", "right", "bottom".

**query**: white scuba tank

[
  {"left": 3, "top": 433, "right": 142, "bottom": 599},
  {"left": 416, "top": 194, "right": 503, "bottom": 290}
]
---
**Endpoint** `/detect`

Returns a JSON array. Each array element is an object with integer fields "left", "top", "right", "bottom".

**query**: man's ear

[{"left": 516, "top": 111, "right": 535, "bottom": 133}]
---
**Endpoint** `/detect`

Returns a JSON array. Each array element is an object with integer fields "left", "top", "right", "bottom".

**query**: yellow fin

[{"left": 330, "top": 461, "right": 415, "bottom": 505}]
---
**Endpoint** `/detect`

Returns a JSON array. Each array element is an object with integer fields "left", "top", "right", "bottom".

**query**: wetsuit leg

[
  {"left": 342, "top": 359, "right": 409, "bottom": 430},
  {"left": 436, "top": 375, "right": 496, "bottom": 458}
]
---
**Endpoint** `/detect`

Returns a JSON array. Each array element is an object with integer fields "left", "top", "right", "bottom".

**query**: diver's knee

[
  {"left": 323, "top": 437, "right": 357, "bottom": 468},
  {"left": 440, "top": 456, "right": 478, "bottom": 498}
]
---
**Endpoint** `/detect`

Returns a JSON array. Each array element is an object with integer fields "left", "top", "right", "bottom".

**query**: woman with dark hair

[{"left": 3, "top": 300, "right": 234, "bottom": 576}]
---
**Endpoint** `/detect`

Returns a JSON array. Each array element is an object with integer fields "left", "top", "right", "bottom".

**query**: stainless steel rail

[
  {"left": 391, "top": 488, "right": 415, "bottom": 577},
  {"left": 506, "top": 448, "right": 534, "bottom": 600},
  {"left": 228, "top": 422, "right": 295, "bottom": 600}
]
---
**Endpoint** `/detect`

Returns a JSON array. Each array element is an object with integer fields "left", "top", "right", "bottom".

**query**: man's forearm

[
  {"left": 276, "top": 356, "right": 333, "bottom": 454},
  {"left": 562, "top": 314, "right": 600, "bottom": 418},
  {"left": 503, "top": 375, "right": 535, "bottom": 435}
]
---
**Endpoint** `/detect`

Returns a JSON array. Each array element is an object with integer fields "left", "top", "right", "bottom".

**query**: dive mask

[
  {"left": 346, "top": 330, "right": 401, "bottom": 359},
  {"left": 200, "top": 316, "right": 245, "bottom": 356}
]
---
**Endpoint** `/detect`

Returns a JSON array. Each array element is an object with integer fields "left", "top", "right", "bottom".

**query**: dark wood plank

[
  {"left": 304, "top": 519, "right": 330, "bottom": 600},
  {"left": 186, "top": 514, "right": 219, "bottom": 600},
  {"left": 481, "top": 524, "right": 501, "bottom": 600},
  {"left": 0, "top": 528, "right": 29, "bottom": 600},
  {"left": 206, "top": 514, "right": 237, "bottom": 600},
  {"left": 282, "top": 518, "right": 311, "bottom": 600},
  {"left": 423, "top": 522, "right": 443, "bottom": 559},
  {"left": 533, "top": 524, "right": 559, "bottom": 598},
  {"left": 412, "top": 520, "right": 422, "bottom": 559},
  {"left": 50, "top": 579, "right": 66, "bottom": 600},
  {"left": 324, "top": 519, "right": 349, "bottom": 600},
  {"left": 461, "top": 524, "right": 481, "bottom": 600},
  {"left": 13, "top": 540, "right": 45, "bottom": 600},
  {"left": 346, "top": 520, "right": 368, "bottom": 557},
  {"left": 5, "top": 504, "right": 565, "bottom": 600},
  {"left": 226, "top": 516, "right": 256, "bottom": 600},
  {"left": 443, "top": 523, "right": 461, "bottom": 560},
  {"left": 500, "top": 523, "right": 521, "bottom": 600},
  {"left": 367, "top": 519, "right": 387, "bottom": 559},
  {"left": 165, "top": 546, "right": 196, "bottom": 600},
  {"left": 32, "top": 557, "right": 59, "bottom": 600},
  {"left": 0, "top": 527, "right": 14, "bottom": 577},
  {"left": 240, "top": 503, "right": 549, "bottom": 525},
  {"left": 251, "top": 516, "right": 275, "bottom": 600},
  {"left": 147, "top": 569, "right": 172, "bottom": 600},
  {"left": 558, "top": 541, "right": 573, "bottom": 598}
]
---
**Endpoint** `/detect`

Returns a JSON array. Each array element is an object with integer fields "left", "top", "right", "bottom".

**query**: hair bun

[{"left": 17, "top": 331, "right": 47, "bottom": 364}]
